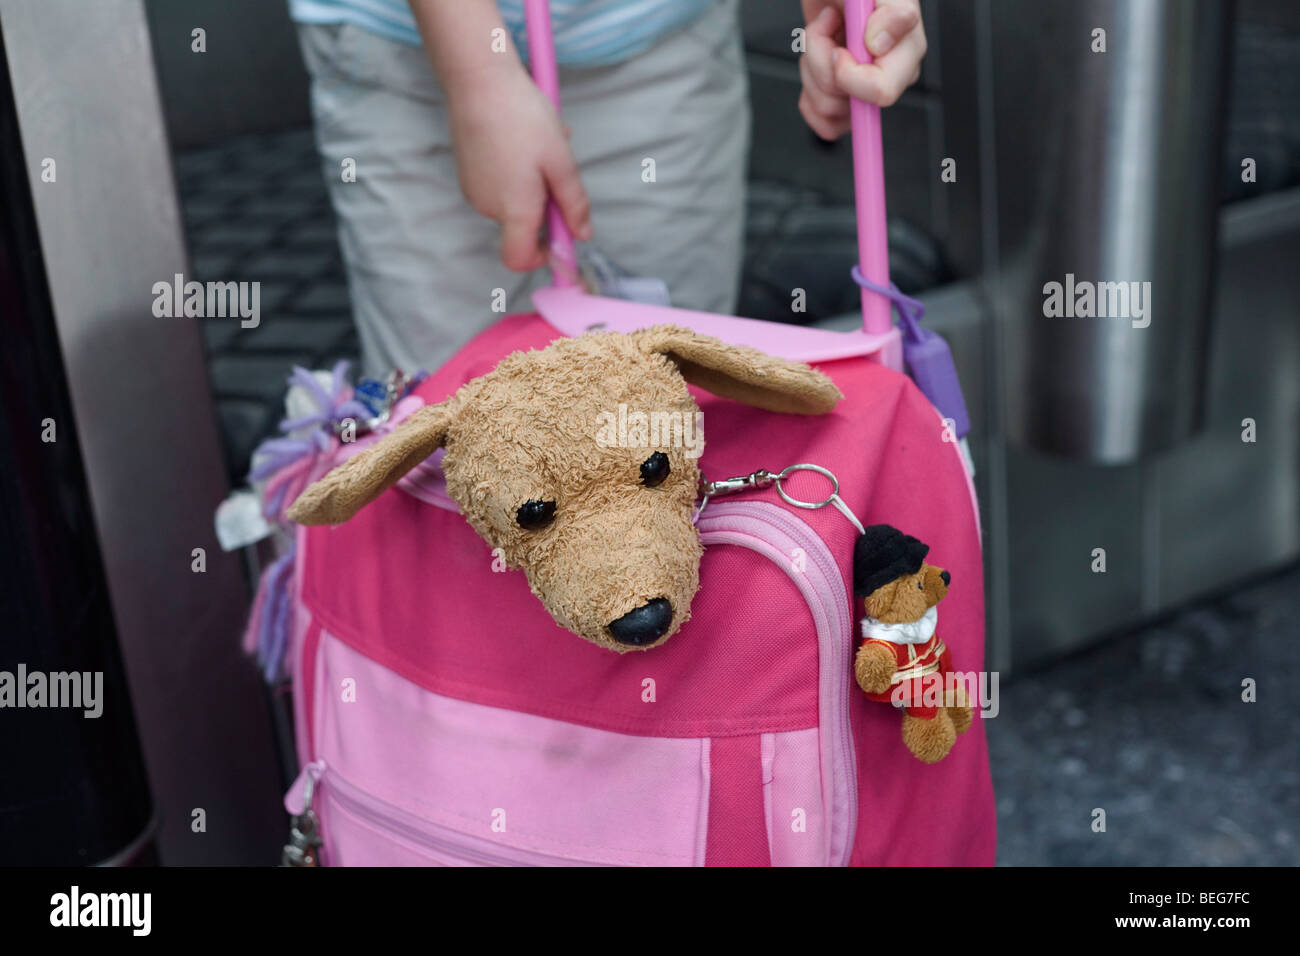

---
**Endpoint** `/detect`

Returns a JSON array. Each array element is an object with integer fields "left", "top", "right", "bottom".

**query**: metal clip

[
  {"left": 280, "top": 768, "right": 324, "bottom": 867},
  {"left": 699, "top": 469, "right": 775, "bottom": 498},
  {"left": 696, "top": 469, "right": 777, "bottom": 519},
  {"left": 696, "top": 463, "right": 865, "bottom": 534}
]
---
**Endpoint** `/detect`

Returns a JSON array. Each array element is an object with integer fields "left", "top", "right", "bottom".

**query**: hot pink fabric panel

[
  {"left": 299, "top": 504, "right": 816, "bottom": 738},
  {"left": 314, "top": 632, "right": 710, "bottom": 866},
  {"left": 301, "top": 498, "right": 820, "bottom": 737},
  {"left": 846, "top": 373, "right": 995, "bottom": 866},
  {"left": 705, "top": 734, "right": 770, "bottom": 866}
]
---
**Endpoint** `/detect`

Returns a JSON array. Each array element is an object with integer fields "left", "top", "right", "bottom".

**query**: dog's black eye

[
  {"left": 516, "top": 499, "right": 556, "bottom": 530},
  {"left": 917, "top": 581, "right": 924, "bottom": 590},
  {"left": 640, "top": 452, "right": 670, "bottom": 487}
]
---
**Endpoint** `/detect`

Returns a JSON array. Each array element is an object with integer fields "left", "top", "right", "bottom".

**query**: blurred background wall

[{"left": 145, "top": 0, "right": 311, "bottom": 149}]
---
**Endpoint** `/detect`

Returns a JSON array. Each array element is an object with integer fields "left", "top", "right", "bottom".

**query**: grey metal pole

[
  {"left": 992, "top": 0, "right": 1234, "bottom": 462},
  {"left": 0, "top": 0, "right": 284, "bottom": 863}
]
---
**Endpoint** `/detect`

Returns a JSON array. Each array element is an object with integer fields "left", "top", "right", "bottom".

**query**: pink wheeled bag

[{"left": 237, "top": 0, "right": 995, "bottom": 866}]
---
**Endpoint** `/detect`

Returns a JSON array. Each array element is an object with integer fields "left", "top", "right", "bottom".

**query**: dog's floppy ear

[
  {"left": 287, "top": 399, "right": 457, "bottom": 526},
  {"left": 632, "top": 325, "right": 842, "bottom": 415}
]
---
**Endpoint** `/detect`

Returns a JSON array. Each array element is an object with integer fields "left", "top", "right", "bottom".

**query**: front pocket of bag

[{"left": 312, "top": 631, "right": 711, "bottom": 866}]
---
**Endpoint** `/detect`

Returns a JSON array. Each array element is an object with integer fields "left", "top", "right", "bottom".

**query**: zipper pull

[{"left": 281, "top": 761, "right": 325, "bottom": 867}]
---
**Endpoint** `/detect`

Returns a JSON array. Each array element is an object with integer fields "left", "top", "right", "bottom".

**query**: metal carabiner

[
  {"left": 695, "top": 463, "right": 864, "bottom": 534},
  {"left": 696, "top": 469, "right": 777, "bottom": 519}
]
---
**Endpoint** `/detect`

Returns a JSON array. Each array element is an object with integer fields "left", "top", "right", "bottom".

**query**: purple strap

[
  {"left": 255, "top": 542, "right": 297, "bottom": 684},
  {"left": 851, "top": 266, "right": 971, "bottom": 440},
  {"left": 850, "top": 266, "right": 927, "bottom": 341}
]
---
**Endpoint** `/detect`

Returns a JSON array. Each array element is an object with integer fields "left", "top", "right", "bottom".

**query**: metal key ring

[{"left": 774, "top": 463, "right": 840, "bottom": 510}]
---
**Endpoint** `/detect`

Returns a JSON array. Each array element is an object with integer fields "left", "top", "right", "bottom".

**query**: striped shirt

[{"left": 287, "top": 0, "right": 716, "bottom": 67}]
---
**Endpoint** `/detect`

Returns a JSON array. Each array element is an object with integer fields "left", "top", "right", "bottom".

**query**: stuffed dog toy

[
  {"left": 853, "top": 524, "right": 972, "bottom": 763},
  {"left": 288, "top": 325, "right": 842, "bottom": 652}
]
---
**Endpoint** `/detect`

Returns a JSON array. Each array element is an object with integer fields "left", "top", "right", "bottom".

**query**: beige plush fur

[
  {"left": 902, "top": 710, "right": 957, "bottom": 764},
  {"left": 854, "top": 643, "right": 899, "bottom": 696},
  {"left": 287, "top": 325, "right": 842, "bottom": 651}
]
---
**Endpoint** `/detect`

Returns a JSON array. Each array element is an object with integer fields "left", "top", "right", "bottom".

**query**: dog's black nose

[
  {"left": 609, "top": 599, "right": 674, "bottom": 646},
  {"left": 940, "top": 570, "right": 951, "bottom": 586}
]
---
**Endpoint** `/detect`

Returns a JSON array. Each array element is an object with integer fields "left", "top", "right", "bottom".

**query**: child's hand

[
  {"left": 448, "top": 69, "right": 593, "bottom": 272},
  {"left": 799, "top": 0, "right": 927, "bottom": 141}
]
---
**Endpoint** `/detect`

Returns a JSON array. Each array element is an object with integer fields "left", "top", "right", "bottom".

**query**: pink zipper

[
  {"left": 694, "top": 500, "right": 858, "bottom": 867},
  {"left": 287, "top": 760, "right": 606, "bottom": 867}
]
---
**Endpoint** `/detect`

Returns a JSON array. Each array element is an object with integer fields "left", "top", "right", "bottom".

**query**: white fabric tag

[{"left": 215, "top": 490, "right": 272, "bottom": 551}]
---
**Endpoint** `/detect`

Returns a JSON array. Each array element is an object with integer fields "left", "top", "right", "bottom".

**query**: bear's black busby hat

[{"left": 853, "top": 524, "right": 930, "bottom": 597}]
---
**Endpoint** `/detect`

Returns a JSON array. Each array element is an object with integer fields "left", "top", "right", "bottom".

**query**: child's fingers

[
  {"left": 801, "top": 4, "right": 844, "bottom": 97},
  {"left": 543, "top": 148, "right": 594, "bottom": 242},
  {"left": 832, "top": 32, "right": 924, "bottom": 108},
  {"left": 499, "top": 199, "right": 546, "bottom": 272},
  {"left": 804, "top": 3, "right": 844, "bottom": 47},
  {"left": 799, "top": 0, "right": 832, "bottom": 22},
  {"left": 865, "top": 0, "right": 921, "bottom": 58},
  {"left": 798, "top": 52, "right": 850, "bottom": 120},
  {"left": 799, "top": 89, "right": 850, "bottom": 141}
]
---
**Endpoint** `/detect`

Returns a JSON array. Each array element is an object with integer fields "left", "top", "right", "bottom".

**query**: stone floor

[
  {"left": 987, "top": 566, "right": 1298, "bottom": 866},
  {"left": 175, "top": 128, "right": 1298, "bottom": 867}
]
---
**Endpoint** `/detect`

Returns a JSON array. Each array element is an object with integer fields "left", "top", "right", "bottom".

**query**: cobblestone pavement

[
  {"left": 176, "top": 128, "right": 1298, "bottom": 867},
  {"left": 176, "top": 129, "right": 358, "bottom": 481}
]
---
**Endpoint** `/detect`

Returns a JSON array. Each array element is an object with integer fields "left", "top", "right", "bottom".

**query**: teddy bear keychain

[{"left": 853, "top": 525, "right": 972, "bottom": 763}]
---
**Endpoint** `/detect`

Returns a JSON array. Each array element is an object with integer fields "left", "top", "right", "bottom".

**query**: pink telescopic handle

[
  {"left": 844, "top": 0, "right": 892, "bottom": 335},
  {"left": 524, "top": 0, "right": 578, "bottom": 287}
]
